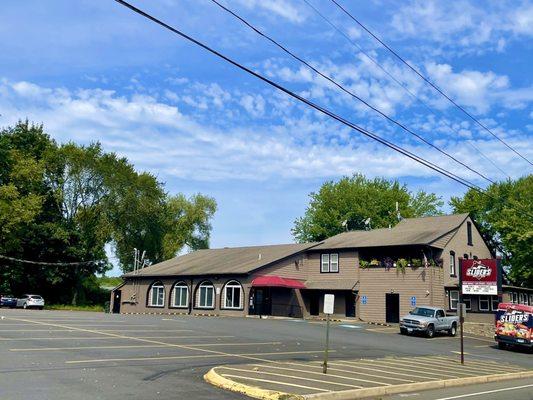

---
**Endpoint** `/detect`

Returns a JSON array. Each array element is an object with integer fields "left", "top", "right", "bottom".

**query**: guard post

[
  {"left": 323, "top": 294, "right": 334, "bottom": 374},
  {"left": 459, "top": 302, "right": 466, "bottom": 365}
]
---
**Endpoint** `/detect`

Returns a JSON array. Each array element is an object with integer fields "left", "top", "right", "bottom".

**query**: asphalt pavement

[{"left": 0, "top": 309, "right": 531, "bottom": 400}]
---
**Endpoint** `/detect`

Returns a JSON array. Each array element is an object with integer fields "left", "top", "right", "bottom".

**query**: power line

[
  {"left": 0, "top": 254, "right": 105, "bottom": 267},
  {"left": 329, "top": 0, "right": 533, "bottom": 167},
  {"left": 209, "top": 0, "right": 496, "bottom": 185},
  {"left": 301, "top": 0, "right": 511, "bottom": 180},
  {"left": 113, "top": 0, "right": 533, "bottom": 221}
]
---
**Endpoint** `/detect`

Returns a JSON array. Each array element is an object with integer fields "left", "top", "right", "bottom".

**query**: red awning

[{"left": 252, "top": 275, "right": 306, "bottom": 289}]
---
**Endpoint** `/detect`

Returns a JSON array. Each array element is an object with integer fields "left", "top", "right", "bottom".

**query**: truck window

[{"left": 436, "top": 310, "right": 445, "bottom": 318}]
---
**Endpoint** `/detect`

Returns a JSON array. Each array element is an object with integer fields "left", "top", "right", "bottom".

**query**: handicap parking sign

[
  {"left": 410, "top": 296, "right": 416, "bottom": 307},
  {"left": 361, "top": 295, "right": 367, "bottom": 305}
]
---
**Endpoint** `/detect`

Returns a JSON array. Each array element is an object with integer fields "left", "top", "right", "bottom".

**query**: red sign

[{"left": 461, "top": 259, "right": 499, "bottom": 295}]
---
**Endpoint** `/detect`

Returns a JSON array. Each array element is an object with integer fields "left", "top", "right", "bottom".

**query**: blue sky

[{"left": 1, "top": 0, "right": 532, "bottom": 275}]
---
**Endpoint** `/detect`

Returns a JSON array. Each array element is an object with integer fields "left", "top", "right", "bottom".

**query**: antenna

[{"left": 396, "top": 201, "right": 402, "bottom": 221}]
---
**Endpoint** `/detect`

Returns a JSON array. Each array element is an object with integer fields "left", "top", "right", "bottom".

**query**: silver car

[{"left": 16, "top": 294, "right": 45, "bottom": 310}]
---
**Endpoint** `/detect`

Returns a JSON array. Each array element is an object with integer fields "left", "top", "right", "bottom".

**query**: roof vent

[{"left": 258, "top": 253, "right": 262, "bottom": 260}]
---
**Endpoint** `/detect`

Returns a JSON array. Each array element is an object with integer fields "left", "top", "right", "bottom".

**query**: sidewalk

[{"left": 205, "top": 355, "right": 533, "bottom": 399}]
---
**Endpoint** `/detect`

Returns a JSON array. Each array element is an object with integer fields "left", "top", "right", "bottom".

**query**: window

[
  {"left": 436, "top": 310, "right": 445, "bottom": 318},
  {"left": 511, "top": 292, "right": 518, "bottom": 304},
  {"left": 148, "top": 282, "right": 165, "bottom": 307},
  {"left": 171, "top": 282, "right": 189, "bottom": 308},
  {"left": 530, "top": 295, "right": 533, "bottom": 305},
  {"left": 197, "top": 281, "right": 215, "bottom": 308},
  {"left": 222, "top": 280, "right": 243, "bottom": 309},
  {"left": 491, "top": 297, "right": 499, "bottom": 311},
  {"left": 449, "top": 251, "right": 456, "bottom": 277},
  {"left": 479, "top": 296, "right": 490, "bottom": 311},
  {"left": 321, "top": 253, "right": 339, "bottom": 273},
  {"left": 449, "top": 290, "right": 459, "bottom": 310},
  {"left": 519, "top": 293, "right": 524, "bottom": 304},
  {"left": 467, "top": 222, "right": 473, "bottom": 245},
  {"left": 463, "top": 297, "right": 471, "bottom": 310}
]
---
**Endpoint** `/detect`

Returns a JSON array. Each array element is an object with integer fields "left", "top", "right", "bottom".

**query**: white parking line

[
  {"left": 434, "top": 384, "right": 533, "bottom": 400},
  {"left": 219, "top": 373, "right": 329, "bottom": 392}
]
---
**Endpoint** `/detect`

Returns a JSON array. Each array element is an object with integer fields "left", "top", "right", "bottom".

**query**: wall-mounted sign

[
  {"left": 361, "top": 295, "right": 367, "bottom": 305},
  {"left": 460, "top": 258, "right": 500, "bottom": 295}
]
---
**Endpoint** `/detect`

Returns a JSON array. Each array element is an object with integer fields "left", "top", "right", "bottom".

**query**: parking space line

[
  {"left": 0, "top": 335, "right": 235, "bottom": 341},
  {"left": 409, "top": 356, "right": 524, "bottom": 375},
  {"left": 433, "top": 384, "right": 533, "bottom": 400},
  {"left": 6, "top": 316, "right": 334, "bottom": 367},
  {"left": 219, "top": 373, "right": 329, "bottom": 392},
  {"left": 10, "top": 341, "right": 282, "bottom": 352},
  {"left": 426, "top": 356, "right": 524, "bottom": 372},
  {"left": 263, "top": 362, "right": 403, "bottom": 385},
  {"left": 321, "top": 360, "right": 434, "bottom": 381},
  {"left": 218, "top": 366, "right": 363, "bottom": 389},
  {"left": 368, "top": 357, "right": 478, "bottom": 377},
  {"left": 346, "top": 359, "right": 462, "bottom": 378},
  {"left": 65, "top": 350, "right": 330, "bottom": 364}
]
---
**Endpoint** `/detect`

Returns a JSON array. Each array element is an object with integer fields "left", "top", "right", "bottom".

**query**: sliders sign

[{"left": 460, "top": 258, "right": 500, "bottom": 295}]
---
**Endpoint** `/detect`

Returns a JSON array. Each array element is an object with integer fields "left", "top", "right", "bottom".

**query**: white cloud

[{"left": 234, "top": 0, "right": 306, "bottom": 24}]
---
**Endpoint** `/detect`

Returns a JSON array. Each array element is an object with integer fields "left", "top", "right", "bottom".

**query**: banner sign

[{"left": 460, "top": 258, "right": 499, "bottom": 295}]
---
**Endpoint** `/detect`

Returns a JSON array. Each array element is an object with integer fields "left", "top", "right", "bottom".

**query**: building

[{"left": 111, "top": 213, "right": 532, "bottom": 323}]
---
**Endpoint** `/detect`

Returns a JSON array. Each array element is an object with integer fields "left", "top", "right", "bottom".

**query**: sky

[{"left": 1, "top": 0, "right": 532, "bottom": 276}]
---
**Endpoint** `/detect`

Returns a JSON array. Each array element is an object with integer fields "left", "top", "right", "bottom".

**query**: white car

[{"left": 16, "top": 294, "right": 45, "bottom": 310}]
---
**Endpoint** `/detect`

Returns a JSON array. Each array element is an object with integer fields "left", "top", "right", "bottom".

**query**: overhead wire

[
  {"left": 113, "top": 0, "right": 533, "bottom": 220},
  {"left": 0, "top": 254, "right": 105, "bottom": 267},
  {"left": 301, "top": 0, "right": 511, "bottom": 180},
  {"left": 329, "top": 0, "right": 533, "bottom": 167},
  {"left": 208, "top": 0, "right": 496, "bottom": 185}
]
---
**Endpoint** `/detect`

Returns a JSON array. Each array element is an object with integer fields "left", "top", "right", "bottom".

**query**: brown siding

[
  {"left": 442, "top": 217, "right": 493, "bottom": 287},
  {"left": 306, "top": 250, "right": 359, "bottom": 283},
  {"left": 358, "top": 266, "right": 443, "bottom": 323}
]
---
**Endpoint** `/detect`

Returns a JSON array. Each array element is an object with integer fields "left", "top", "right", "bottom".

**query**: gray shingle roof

[
  {"left": 313, "top": 213, "right": 469, "bottom": 250},
  {"left": 124, "top": 242, "right": 317, "bottom": 277}
]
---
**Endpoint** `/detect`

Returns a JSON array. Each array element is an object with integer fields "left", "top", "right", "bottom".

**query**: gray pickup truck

[{"left": 400, "top": 306, "right": 459, "bottom": 338}]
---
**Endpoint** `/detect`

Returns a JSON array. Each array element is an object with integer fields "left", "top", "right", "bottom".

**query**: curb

[
  {"left": 366, "top": 321, "right": 391, "bottom": 327},
  {"left": 204, "top": 368, "right": 304, "bottom": 400},
  {"left": 303, "top": 370, "right": 533, "bottom": 399}
]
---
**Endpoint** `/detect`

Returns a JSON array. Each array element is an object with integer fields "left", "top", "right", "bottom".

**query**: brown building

[{"left": 111, "top": 213, "right": 532, "bottom": 323}]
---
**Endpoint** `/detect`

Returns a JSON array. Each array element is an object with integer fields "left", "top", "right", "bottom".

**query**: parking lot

[{"left": 0, "top": 309, "right": 532, "bottom": 400}]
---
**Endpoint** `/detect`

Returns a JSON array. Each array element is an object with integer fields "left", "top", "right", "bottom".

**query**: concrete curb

[
  {"left": 366, "top": 321, "right": 391, "bottom": 327},
  {"left": 204, "top": 368, "right": 304, "bottom": 400},
  {"left": 303, "top": 370, "right": 533, "bottom": 399}
]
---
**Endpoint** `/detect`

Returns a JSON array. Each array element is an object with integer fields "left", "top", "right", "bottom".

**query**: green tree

[
  {"left": 292, "top": 174, "right": 443, "bottom": 242},
  {"left": 450, "top": 176, "right": 533, "bottom": 287}
]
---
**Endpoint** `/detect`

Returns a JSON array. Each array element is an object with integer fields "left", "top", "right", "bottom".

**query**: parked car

[
  {"left": 0, "top": 294, "right": 18, "bottom": 308},
  {"left": 16, "top": 294, "right": 45, "bottom": 310},
  {"left": 495, "top": 302, "right": 533, "bottom": 351},
  {"left": 400, "top": 306, "right": 459, "bottom": 338}
]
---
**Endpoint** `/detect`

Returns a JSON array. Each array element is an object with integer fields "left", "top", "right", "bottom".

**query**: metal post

[
  {"left": 459, "top": 303, "right": 464, "bottom": 365},
  {"left": 323, "top": 313, "right": 330, "bottom": 374}
]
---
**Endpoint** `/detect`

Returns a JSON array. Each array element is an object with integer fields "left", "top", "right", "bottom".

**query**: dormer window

[{"left": 321, "top": 253, "right": 339, "bottom": 273}]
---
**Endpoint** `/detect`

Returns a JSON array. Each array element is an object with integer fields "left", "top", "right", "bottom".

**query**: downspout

[{"left": 188, "top": 277, "right": 193, "bottom": 315}]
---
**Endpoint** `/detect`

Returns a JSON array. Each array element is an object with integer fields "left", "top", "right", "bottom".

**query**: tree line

[{"left": 0, "top": 121, "right": 216, "bottom": 304}]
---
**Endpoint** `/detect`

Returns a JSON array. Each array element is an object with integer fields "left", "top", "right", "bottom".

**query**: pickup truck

[{"left": 400, "top": 306, "right": 459, "bottom": 338}]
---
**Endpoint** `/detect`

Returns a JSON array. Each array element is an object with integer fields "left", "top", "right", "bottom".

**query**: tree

[
  {"left": 0, "top": 121, "right": 218, "bottom": 302},
  {"left": 292, "top": 174, "right": 443, "bottom": 242},
  {"left": 450, "top": 176, "right": 533, "bottom": 287}
]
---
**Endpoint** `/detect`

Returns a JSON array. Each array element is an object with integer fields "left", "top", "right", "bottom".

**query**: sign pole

[
  {"left": 323, "top": 313, "right": 330, "bottom": 374},
  {"left": 459, "top": 303, "right": 465, "bottom": 365},
  {"left": 322, "top": 293, "right": 334, "bottom": 374}
]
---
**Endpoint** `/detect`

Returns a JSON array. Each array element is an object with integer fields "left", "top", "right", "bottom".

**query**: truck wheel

[
  {"left": 426, "top": 324, "right": 435, "bottom": 338},
  {"left": 22, "top": 303, "right": 28, "bottom": 309},
  {"left": 449, "top": 323, "right": 457, "bottom": 337}
]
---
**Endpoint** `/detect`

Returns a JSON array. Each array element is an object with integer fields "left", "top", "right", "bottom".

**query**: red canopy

[
  {"left": 498, "top": 303, "right": 533, "bottom": 313},
  {"left": 252, "top": 275, "right": 306, "bottom": 289}
]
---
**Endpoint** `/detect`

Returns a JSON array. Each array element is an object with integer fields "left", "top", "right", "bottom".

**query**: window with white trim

[
  {"left": 530, "top": 295, "right": 533, "bottom": 305},
  {"left": 197, "top": 282, "right": 215, "bottom": 308},
  {"left": 148, "top": 282, "right": 165, "bottom": 307},
  {"left": 491, "top": 296, "right": 499, "bottom": 311},
  {"left": 511, "top": 292, "right": 518, "bottom": 304},
  {"left": 321, "top": 253, "right": 339, "bottom": 273},
  {"left": 171, "top": 282, "right": 188, "bottom": 308},
  {"left": 519, "top": 293, "right": 525, "bottom": 304},
  {"left": 479, "top": 296, "right": 490, "bottom": 311},
  {"left": 467, "top": 222, "right": 473, "bottom": 245},
  {"left": 449, "top": 251, "right": 456, "bottom": 277},
  {"left": 223, "top": 280, "right": 243, "bottom": 309},
  {"left": 449, "top": 290, "right": 459, "bottom": 310}
]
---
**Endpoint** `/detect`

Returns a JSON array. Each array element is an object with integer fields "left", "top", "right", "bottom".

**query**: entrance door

[
  {"left": 253, "top": 288, "right": 272, "bottom": 316},
  {"left": 112, "top": 290, "right": 121, "bottom": 314},
  {"left": 345, "top": 292, "right": 356, "bottom": 317},
  {"left": 385, "top": 293, "right": 400, "bottom": 323},
  {"left": 309, "top": 292, "right": 319, "bottom": 316}
]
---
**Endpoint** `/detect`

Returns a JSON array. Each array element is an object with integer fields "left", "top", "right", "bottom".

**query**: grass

[{"left": 46, "top": 304, "right": 105, "bottom": 312}]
